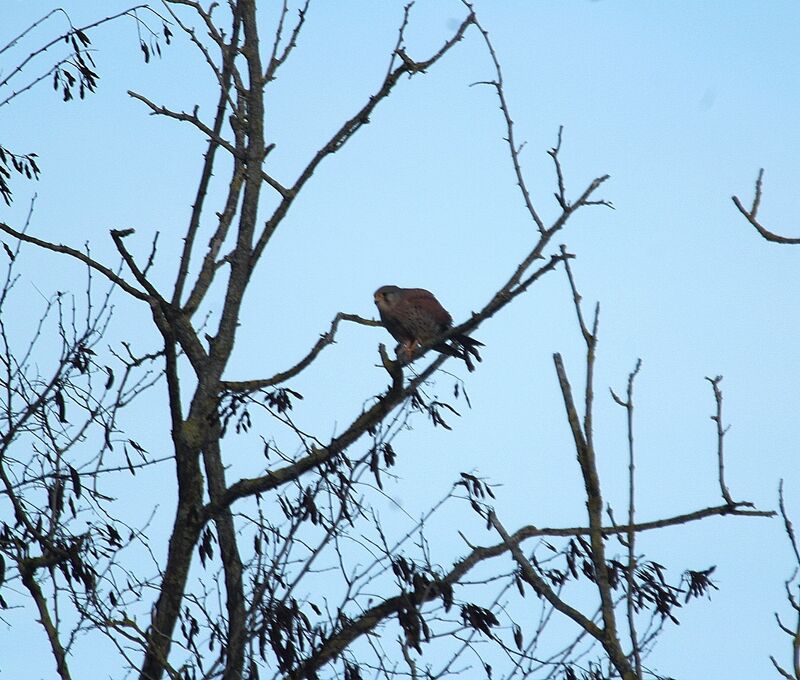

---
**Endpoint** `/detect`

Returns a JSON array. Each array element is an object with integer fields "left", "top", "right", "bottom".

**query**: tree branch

[
  {"left": 207, "top": 349, "right": 443, "bottom": 517},
  {"left": 264, "top": 0, "right": 309, "bottom": 83},
  {"left": 0, "top": 221, "right": 148, "bottom": 300},
  {"left": 172, "top": 6, "right": 242, "bottom": 306},
  {"left": 250, "top": 9, "right": 476, "bottom": 265},
  {"left": 469, "top": 10, "right": 545, "bottom": 233},
  {"left": 288, "top": 497, "right": 770, "bottom": 679},
  {"left": 611, "top": 358, "right": 644, "bottom": 678},
  {"left": 553, "top": 350, "right": 634, "bottom": 680},
  {"left": 110, "top": 228, "right": 164, "bottom": 302},
  {"left": 220, "top": 313, "right": 380, "bottom": 392},
  {"left": 20, "top": 564, "right": 72, "bottom": 680},
  {"left": 706, "top": 375, "right": 736, "bottom": 506},
  {"left": 489, "top": 511, "right": 603, "bottom": 640},
  {"left": 732, "top": 169, "right": 800, "bottom": 244}
]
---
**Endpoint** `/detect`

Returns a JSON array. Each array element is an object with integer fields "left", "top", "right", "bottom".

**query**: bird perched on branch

[{"left": 373, "top": 285, "right": 483, "bottom": 371}]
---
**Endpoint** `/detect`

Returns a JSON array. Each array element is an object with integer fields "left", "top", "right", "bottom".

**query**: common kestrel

[{"left": 373, "top": 285, "right": 483, "bottom": 371}]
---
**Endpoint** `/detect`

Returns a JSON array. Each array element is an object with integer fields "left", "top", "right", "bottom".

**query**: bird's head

[{"left": 374, "top": 285, "right": 400, "bottom": 311}]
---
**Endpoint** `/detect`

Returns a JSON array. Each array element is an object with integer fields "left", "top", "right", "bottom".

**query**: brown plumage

[{"left": 373, "top": 285, "right": 483, "bottom": 371}]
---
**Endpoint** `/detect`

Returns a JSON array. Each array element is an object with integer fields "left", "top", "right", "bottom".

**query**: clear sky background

[{"left": 2, "top": 1, "right": 800, "bottom": 678}]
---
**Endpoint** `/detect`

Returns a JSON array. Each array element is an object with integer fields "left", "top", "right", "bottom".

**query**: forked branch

[
  {"left": 732, "top": 169, "right": 800, "bottom": 244},
  {"left": 0, "top": 221, "right": 147, "bottom": 300}
]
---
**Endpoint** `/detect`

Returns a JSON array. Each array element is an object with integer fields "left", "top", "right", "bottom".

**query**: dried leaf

[
  {"left": 55, "top": 389, "right": 67, "bottom": 422},
  {"left": 513, "top": 624, "right": 523, "bottom": 650},
  {"left": 68, "top": 465, "right": 81, "bottom": 498}
]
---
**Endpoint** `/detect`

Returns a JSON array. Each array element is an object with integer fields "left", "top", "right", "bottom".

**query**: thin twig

[
  {"left": 611, "top": 358, "right": 643, "bottom": 678},
  {"left": 385, "top": 3, "right": 414, "bottom": 80},
  {"left": 705, "top": 375, "right": 735, "bottom": 506},
  {"left": 171, "top": 6, "right": 242, "bottom": 307},
  {"left": 775, "top": 480, "right": 800, "bottom": 679},
  {"left": 468, "top": 8, "right": 545, "bottom": 233},
  {"left": 264, "top": 0, "right": 309, "bottom": 83}
]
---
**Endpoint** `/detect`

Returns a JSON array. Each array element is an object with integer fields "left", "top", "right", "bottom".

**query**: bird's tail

[
  {"left": 435, "top": 334, "right": 483, "bottom": 372},
  {"left": 455, "top": 334, "right": 483, "bottom": 358}
]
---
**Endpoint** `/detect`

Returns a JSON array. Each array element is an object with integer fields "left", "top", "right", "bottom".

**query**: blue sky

[{"left": 2, "top": 1, "right": 800, "bottom": 678}]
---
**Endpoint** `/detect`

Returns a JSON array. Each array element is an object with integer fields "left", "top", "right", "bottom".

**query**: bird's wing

[{"left": 402, "top": 288, "right": 453, "bottom": 327}]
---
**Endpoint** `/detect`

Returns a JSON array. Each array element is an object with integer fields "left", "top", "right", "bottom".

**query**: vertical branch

[
  {"left": 705, "top": 375, "right": 735, "bottom": 506},
  {"left": 771, "top": 481, "right": 800, "bottom": 680},
  {"left": 779, "top": 482, "right": 800, "bottom": 569},
  {"left": 264, "top": 0, "right": 309, "bottom": 83},
  {"left": 611, "top": 359, "right": 643, "bottom": 677},
  {"left": 202, "top": 435, "right": 246, "bottom": 680},
  {"left": 549, "top": 126, "right": 568, "bottom": 210},
  {"left": 469, "top": 10, "right": 545, "bottom": 233},
  {"left": 138, "top": 305, "right": 205, "bottom": 680},
  {"left": 20, "top": 565, "right": 72, "bottom": 680},
  {"left": 553, "top": 354, "right": 633, "bottom": 679},
  {"left": 554, "top": 256, "right": 635, "bottom": 679},
  {"left": 385, "top": 2, "right": 414, "bottom": 79},
  {"left": 208, "top": 0, "right": 264, "bottom": 370},
  {"left": 171, "top": 5, "right": 242, "bottom": 306}
]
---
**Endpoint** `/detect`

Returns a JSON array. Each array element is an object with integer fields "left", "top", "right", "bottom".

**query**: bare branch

[
  {"left": 126, "top": 91, "right": 291, "bottom": 200},
  {"left": 612, "top": 358, "right": 643, "bottom": 677},
  {"left": 125, "top": 91, "right": 229, "bottom": 145},
  {"left": 771, "top": 656, "right": 796, "bottom": 680},
  {"left": 553, "top": 351, "right": 634, "bottom": 680},
  {"left": 208, "top": 350, "right": 449, "bottom": 516},
  {"left": 181, "top": 161, "right": 245, "bottom": 316},
  {"left": 705, "top": 375, "right": 736, "bottom": 506},
  {"left": 110, "top": 228, "right": 164, "bottom": 302},
  {"left": 385, "top": 3, "right": 414, "bottom": 79},
  {"left": 251, "top": 9, "right": 476, "bottom": 265},
  {"left": 489, "top": 511, "right": 603, "bottom": 640},
  {"left": 20, "top": 565, "right": 72, "bottom": 680},
  {"left": 732, "top": 169, "right": 800, "bottom": 244},
  {"left": 773, "top": 481, "right": 800, "bottom": 680},
  {"left": 165, "top": 0, "right": 224, "bottom": 49},
  {"left": 0, "top": 221, "right": 148, "bottom": 300},
  {"left": 171, "top": 7, "right": 242, "bottom": 307},
  {"left": 469, "top": 11, "right": 545, "bottom": 233},
  {"left": 264, "top": 0, "right": 309, "bottom": 83},
  {"left": 779, "top": 481, "right": 800, "bottom": 568},
  {"left": 1, "top": 9, "right": 64, "bottom": 56},
  {"left": 220, "top": 313, "right": 380, "bottom": 392}
]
